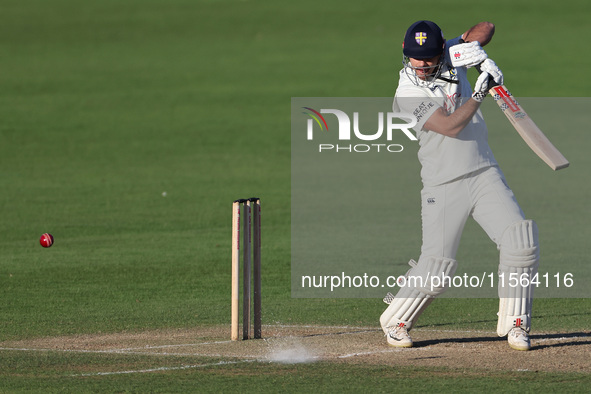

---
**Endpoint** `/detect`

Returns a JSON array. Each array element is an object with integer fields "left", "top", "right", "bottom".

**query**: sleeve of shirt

[
  {"left": 444, "top": 36, "right": 462, "bottom": 66},
  {"left": 394, "top": 94, "right": 440, "bottom": 132}
]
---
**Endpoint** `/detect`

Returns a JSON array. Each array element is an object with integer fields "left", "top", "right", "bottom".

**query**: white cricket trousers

[{"left": 419, "top": 165, "right": 525, "bottom": 259}]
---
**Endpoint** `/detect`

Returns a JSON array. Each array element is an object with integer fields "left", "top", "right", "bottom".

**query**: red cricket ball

[{"left": 40, "top": 233, "right": 54, "bottom": 248}]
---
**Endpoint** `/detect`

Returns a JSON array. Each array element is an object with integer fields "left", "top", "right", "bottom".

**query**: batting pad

[
  {"left": 497, "top": 220, "right": 539, "bottom": 336},
  {"left": 380, "top": 256, "right": 457, "bottom": 332}
]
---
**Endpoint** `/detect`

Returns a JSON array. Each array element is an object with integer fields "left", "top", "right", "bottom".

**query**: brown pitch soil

[{"left": 2, "top": 325, "right": 589, "bottom": 374}]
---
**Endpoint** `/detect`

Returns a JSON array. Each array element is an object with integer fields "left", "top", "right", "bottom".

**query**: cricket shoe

[
  {"left": 385, "top": 325, "right": 413, "bottom": 348},
  {"left": 507, "top": 327, "right": 531, "bottom": 351}
]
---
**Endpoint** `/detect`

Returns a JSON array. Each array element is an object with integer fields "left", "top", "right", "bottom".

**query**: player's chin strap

[
  {"left": 497, "top": 220, "right": 540, "bottom": 336},
  {"left": 434, "top": 43, "right": 458, "bottom": 84},
  {"left": 436, "top": 75, "right": 459, "bottom": 85},
  {"left": 380, "top": 256, "right": 458, "bottom": 332}
]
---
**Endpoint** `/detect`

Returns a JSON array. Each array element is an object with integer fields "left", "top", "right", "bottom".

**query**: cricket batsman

[{"left": 379, "top": 21, "right": 539, "bottom": 351}]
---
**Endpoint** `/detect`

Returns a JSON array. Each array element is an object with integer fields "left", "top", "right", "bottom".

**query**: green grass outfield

[{"left": 1, "top": 0, "right": 589, "bottom": 391}]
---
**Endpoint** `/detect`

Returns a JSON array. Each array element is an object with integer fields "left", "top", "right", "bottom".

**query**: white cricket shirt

[{"left": 394, "top": 36, "right": 498, "bottom": 186}]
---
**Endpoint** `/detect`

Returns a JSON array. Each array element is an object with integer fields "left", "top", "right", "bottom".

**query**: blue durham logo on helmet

[{"left": 403, "top": 20, "right": 444, "bottom": 59}]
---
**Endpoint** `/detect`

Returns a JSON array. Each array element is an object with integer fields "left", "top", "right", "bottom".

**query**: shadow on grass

[
  {"left": 414, "top": 331, "right": 591, "bottom": 350},
  {"left": 530, "top": 332, "right": 591, "bottom": 350}
]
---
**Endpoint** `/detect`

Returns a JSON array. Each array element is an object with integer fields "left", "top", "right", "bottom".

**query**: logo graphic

[
  {"left": 294, "top": 98, "right": 424, "bottom": 154},
  {"left": 493, "top": 86, "right": 520, "bottom": 113},
  {"left": 305, "top": 108, "right": 417, "bottom": 142},
  {"left": 415, "top": 32, "right": 427, "bottom": 45},
  {"left": 427, "top": 198, "right": 436, "bottom": 205},
  {"left": 302, "top": 107, "right": 328, "bottom": 131},
  {"left": 514, "top": 111, "right": 527, "bottom": 119}
]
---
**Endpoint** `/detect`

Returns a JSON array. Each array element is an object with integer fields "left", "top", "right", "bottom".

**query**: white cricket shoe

[
  {"left": 508, "top": 327, "right": 531, "bottom": 351},
  {"left": 386, "top": 325, "right": 413, "bottom": 348}
]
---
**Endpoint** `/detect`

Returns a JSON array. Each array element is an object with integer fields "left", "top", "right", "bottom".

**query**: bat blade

[{"left": 489, "top": 85, "right": 569, "bottom": 170}]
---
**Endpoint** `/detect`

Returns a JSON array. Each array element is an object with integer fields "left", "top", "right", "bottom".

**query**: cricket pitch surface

[{"left": 1, "top": 325, "right": 589, "bottom": 375}]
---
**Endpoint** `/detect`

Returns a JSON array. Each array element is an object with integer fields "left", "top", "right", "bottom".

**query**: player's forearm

[
  {"left": 462, "top": 22, "right": 495, "bottom": 46},
  {"left": 423, "top": 99, "right": 481, "bottom": 138}
]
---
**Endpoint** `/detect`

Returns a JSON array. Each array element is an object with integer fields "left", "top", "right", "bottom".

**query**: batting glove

[
  {"left": 472, "top": 59, "right": 503, "bottom": 102},
  {"left": 450, "top": 41, "right": 488, "bottom": 68}
]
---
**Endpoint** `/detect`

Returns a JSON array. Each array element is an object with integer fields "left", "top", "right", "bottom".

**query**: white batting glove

[
  {"left": 472, "top": 59, "right": 504, "bottom": 102},
  {"left": 480, "top": 58, "right": 503, "bottom": 85},
  {"left": 450, "top": 41, "right": 488, "bottom": 68}
]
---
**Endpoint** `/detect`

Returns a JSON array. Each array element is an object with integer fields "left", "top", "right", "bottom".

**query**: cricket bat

[
  {"left": 488, "top": 85, "right": 569, "bottom": 170},
  {"left": 460, "top": 36, "right": 570, "bottom": 171}
]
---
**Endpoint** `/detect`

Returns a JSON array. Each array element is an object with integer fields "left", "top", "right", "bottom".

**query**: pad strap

[{"left": 380, "top": 256, "right": 457, "bottom": 332}]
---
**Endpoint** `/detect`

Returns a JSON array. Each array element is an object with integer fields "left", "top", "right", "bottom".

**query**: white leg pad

[
  {"left": 380, "top": 256, "right": 457, "bottom": 332},
  {"left": 497, "top": 220, "right": 539, "bottom": 336}
]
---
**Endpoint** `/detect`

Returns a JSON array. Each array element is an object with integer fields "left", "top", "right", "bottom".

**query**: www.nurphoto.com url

[{"left": 300, "top": 272, "right": 574, "bottom": 292}]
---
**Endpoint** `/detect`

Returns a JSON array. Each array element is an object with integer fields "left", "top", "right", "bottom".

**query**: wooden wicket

[
  {"left": 252, "top": 198, "right": 262, "bottom": 339},
  {"left": 231, "top": 200, "right": 241, "bottom": 341},
  {"left": 231, "top": 198, "right": 262, "bottom": 340}
]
